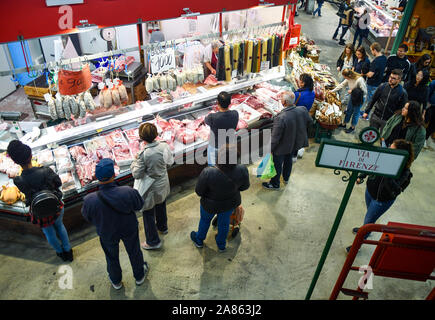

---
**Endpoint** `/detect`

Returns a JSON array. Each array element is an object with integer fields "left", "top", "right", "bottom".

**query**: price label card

[
  {"left": 260, "top": 61, "right": 270, "bottom": 72},
  {"left": 232, "top": 70, "right": 238, "bottom": 79},
  {"left": 58, "top": 64, "right": 92, "bottom": 95},
  {"left": 150, "top": 48, "right": 176, "bottom": 74}
]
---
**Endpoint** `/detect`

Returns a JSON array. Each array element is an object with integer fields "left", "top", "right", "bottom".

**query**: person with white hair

[
  {"left": 263, "top": 91, "right": 313, "bottom": 190},
  {"left": 204, "top": 40, "right": 222, "bottom": 76}
]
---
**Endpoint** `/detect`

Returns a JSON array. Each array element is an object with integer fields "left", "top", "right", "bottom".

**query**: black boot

[
  {"left": 64, "top": 249, "right": 74, "bottom": 262},
  {"left": 57, "top": 252, "right": 67, "bottom": 261}
]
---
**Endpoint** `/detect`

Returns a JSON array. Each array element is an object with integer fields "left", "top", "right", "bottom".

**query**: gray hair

[
  {"left": 281, "top": 91, "right": 295, "bottom": 106},
  {"left": 211, "top": 41, "right": 222, "bottom": 50}
]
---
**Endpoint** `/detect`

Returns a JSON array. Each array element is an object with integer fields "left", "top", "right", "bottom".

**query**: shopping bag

[{"left": 256, "top": 153, "right": 277, "bottom": 180}]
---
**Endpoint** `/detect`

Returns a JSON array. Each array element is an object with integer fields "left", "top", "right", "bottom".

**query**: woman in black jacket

[
  {"left": 405, "top": 69, "right": 430, "bottom": 111},
  {"left": 346, "top": 139, "right": 414, "bottom": 252},
  {"left": 7, "top": 140, "right": 73, "bottom": 261},
  {"left": 352, "top": 46, "right": 370, "bottom": 78},
  {"left": 190, "top": 144, "right": 250, "bottom": 252}
]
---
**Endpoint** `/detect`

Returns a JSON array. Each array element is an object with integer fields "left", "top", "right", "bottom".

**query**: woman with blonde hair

[{"left": 331, "top": 68, "right": 367, "bottom": 132}]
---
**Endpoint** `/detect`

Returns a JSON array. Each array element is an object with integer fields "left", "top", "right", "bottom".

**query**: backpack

[{"left": 31, "top": 190, "right": 62, "bottom": 221}]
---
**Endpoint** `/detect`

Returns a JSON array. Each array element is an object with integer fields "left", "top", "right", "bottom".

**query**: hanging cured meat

[
  {"left": 238, "top": 41, "right": 245, "bottom": 76},
  {"left": 69, "top": 95, "right": 80, "bottom": 118},
  {"left": 266, "top": 37, "right": 272, "bottom": 66},
  {"left": 251, "top": 41, "right": 258, "bottom": 73},
  {"left": 257, "top": 40, "right": 263, "bottom": 72},
  {"left": 83, "top": 91, "right": 96, "bottom": 111},
  {"left": 111, "top": 87, "right": 121, "bottom": 106},
  {"left": 117, "top": 81, "right": 128, "bottom": 104},
  {"left": 55, "top": 94, "right": 65, "bottom": 118},
  {"left": 224, "top": 46, "right": 232, "bottom": 82},
  {"left": 47, "top": 95, "right": 57, "bottom": 120},
  {"left": 233, "top": 42, "right": 239, "bottom": 74},
  {"left": 62, "top": 96, "right": 72, "bottom": 120},
  {"left": 145, "top": 75, "right": 154, "bottom": 92},
  {"left": 102, "top": 88, "right": 112, "bottom": 109},
  {"left": 270, "top": 35, "right": 275, "bottom": 66},
  {"left": 216, "top": 46, "right": 225, "bottom": 81},
  {"left": 262, "top": 39, "right": 268, "bottom": 67}
]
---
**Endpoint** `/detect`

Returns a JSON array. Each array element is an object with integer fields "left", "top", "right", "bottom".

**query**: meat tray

[{"left": 231, "top": 104, "right": 262, "bottom": 125}]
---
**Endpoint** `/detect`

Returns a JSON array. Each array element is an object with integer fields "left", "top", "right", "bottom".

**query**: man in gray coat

[{"left": 263, "top": 91, "right": 313, "bottom": 190}]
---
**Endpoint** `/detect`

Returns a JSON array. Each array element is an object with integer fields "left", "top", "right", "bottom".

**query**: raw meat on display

[
  {"left": 256, "top": 108, "right": 273, "bottom": 119},
  {"left": 104, "top": 130, "right": 127, "bottom": 148},
  {"left": 196, "top": 125, "right": 210, "bottom": 141},
  {"left": 186, "top": 116, "right": 205, "bottom": 131},
  {"left": 54, "top": 122, "right": 74, "bottom": 132},
  {"left": 128, "top": 140, "right": 141, "bottom": 157},
  {"left": 0, "top": 153, "right": 22, "bottom": 178},
  {"left": 59, "top": 171, "right": 75, "bottom": 187},
  {"left": 123, "top": 128, "right": 140, "bottom": 142},
  {"left": 56, "top": 157, "right": 74, "bottom": 172},
  {"left": 245, "top": 96, "right": 265, "bottom": 110},
  {"left": 37, "top": 149, "right": 54, "bottom": 165},
  {"left": 231, "top": 93, "right": 251, "bottom": 104},
  {"left": 254, "top": 82, "right": 280, "bottom": 93},
  {"left": 204, "top": 74, "right": 219, "bottom": 86},
  {"left": 113, "top": 145, "right": 133, "bottom": 165},
  {"left": 53, "top": 146, "right": 70, "bottom": 159},
  {"left": 96, "top": 148, "right": 114, "bottom": 161},
  {"left": 155, "top": 116, "right": 171, "bottom": 131},
  {"left": 236, "top": 119, "right": 248, "bottom": 130},
  {"left": 75, "top": 157, "right": 95, "bottom": 186},
  {"left": 69, "top": 145, "right": 87, "bottom": 162},
  {"left": 175, "top": 128, "right": 196, "bottom": 145}
]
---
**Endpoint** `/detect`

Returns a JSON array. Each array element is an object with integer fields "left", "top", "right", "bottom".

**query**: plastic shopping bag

[{"left": 256, "top": 153, "right": 277, "bottom": 180}]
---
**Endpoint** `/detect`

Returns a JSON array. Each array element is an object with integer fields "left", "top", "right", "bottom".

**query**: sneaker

[
  {"left": 262, "top": 182, "right": 280, "bottom": 190},
  {"left": 345, "top": 246, "right": 352, "bottom": 254},
  {"left": 352, "top": 227, "right": 360, "bottom": 235},
  {"left": 338, "top": 41, "right": 346, "bottom": 46},
  {"left": 135, "top": 262, "right": 149, "bottom": 286},
  {"left": 56, "top": 252, "right": 67, "bottom": 261},
  {"left": 295, "top": 12, "right": 299, "bottom": 16},
  {"left": 141, "top": 241, "right": 162, "bottom": 250},
  {"left": 190, "top": 231, "right": 203, "bottom": 248},
  {"left": 110, "top": 278, "right": 123, "bottom": 290},
  {"left": 283, "top": 180, "right": 288, "bottom": 185},
  {"left": 215, "top": 234, "right": 226, "bottom": 252},
  {"left": 338, "top": 123, "right": 346, "bottom": 129},
  {"left": 345, "top": 127, "right": 355, "bottom": 134},
  {"left": 63, "top": 249, "right": 73, "bottom": 262},
  {"left": 332, "top": 37, "right": 338, "bottom": 41}
]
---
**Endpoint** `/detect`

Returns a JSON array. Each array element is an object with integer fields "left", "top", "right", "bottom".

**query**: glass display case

[
  {"left": 0, "top": 67, "right": 288, "bottom": 219},
  {"left": 353, "top": 0, "right": 401, "bottom": 48}
]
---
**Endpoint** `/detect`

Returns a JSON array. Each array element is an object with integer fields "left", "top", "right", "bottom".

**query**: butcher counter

[{"left": 0, "top": 66, "right": 292, "bottom": 236}]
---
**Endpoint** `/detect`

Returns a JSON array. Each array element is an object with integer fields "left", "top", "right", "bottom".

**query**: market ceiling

[{"left": 0, "top": 0, "right": 291, "bottom": 44}]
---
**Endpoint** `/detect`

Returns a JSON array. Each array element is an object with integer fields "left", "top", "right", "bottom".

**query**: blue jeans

[
  {"left": 365, "top": 84, "right": 378, "bottom": 111},
  {"left": 100, "top": 229, "right": 145, "bottom": 284},
  {"left": 207, "top": 144, "right": 218, "bottom": 166},
  {"left": 270, "top": 152, "right": 294, "bottom": 187},
  {"left": 362, "top": 188, "right": 395, "bottom": 238},
  {"left": 196, "top": 205, "right": 233, "bottom": 250},
  {"left": 41, "top": 208, "right": 71, "bottom": 253},
  {"left": 352, "top": 28, "right": 366, "bottom": 48},
  {"left": 313, "top": 3, "right": 323, "bottom": 16},
  {"left": 344, "top": 99, "right": 362, "bottom": 127}
]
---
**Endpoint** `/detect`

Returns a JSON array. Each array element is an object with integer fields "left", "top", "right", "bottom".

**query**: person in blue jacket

[{"left": 294, "top": 73, "right": 315, "bottom": 111}]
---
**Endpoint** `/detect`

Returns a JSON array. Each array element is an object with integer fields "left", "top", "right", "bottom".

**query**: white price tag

[
  {"left": 260, "top": 61, "right": 270, "bottom": 72},
  {"left": 232, "top": 70, "right": 237, "bottom": 78},
  {"left": 290, "top": 37, "right": 298, "bottom": 45},
  {"left": 150, "top": 48, "right": 176, "bottom": 74}
]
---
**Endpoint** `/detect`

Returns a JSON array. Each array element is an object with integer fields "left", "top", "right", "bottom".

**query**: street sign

[
  {"left": 306, "top": 127, "right": 410, "bottom": 300},
  {"left": 316, "top": 139, "right": 409, "bottom": 179}
]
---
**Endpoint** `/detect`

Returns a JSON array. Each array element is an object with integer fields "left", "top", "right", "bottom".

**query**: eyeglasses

[{"left": 389, "top": 76, "right": 400, "bottom": 81}]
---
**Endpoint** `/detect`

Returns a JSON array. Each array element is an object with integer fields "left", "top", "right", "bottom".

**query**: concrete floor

[{"left": 0, "top": 3, "right": 434, "bottom": 300}]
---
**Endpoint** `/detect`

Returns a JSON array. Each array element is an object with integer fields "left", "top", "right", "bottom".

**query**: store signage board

[
  {"left": 150, "top": 48, "right": 176, "bottom": 74},
  {"left": 315, "top": 139, "right": 408, "bottom": 179}
]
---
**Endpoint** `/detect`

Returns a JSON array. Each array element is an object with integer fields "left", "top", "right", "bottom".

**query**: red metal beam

[{"left": 0, "top": 0, "right": 289, "bottom": 44}]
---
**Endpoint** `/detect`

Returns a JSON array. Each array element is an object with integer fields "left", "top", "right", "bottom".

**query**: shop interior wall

[
  {"left": 0, "top": 45, "right": 18, "bottom": 99},
  {"left": 411, "top": 0, "right": 435, "bottom": 28}
]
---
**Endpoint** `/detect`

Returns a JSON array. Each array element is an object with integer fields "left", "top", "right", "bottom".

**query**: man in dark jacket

[
  {"left": 82, "top": 158, "right": 148, "bottom": 290},
  {"left": 362, "top": 69, "right": 408, "bottom": 132},
  {"left": 263, "top": 91, "right": 313, "bottom": 190},
  {"left": 383, "top": 44, "right": 412, "bottom": 82},
  {"left": 333, "top": 2, "right": 355, "bottom": 46},
  {"left": 204, "top": 91, "right": 239, "bottom": 166},
  {"left": 191, "top": 144, "right": 250, "bottom": 252}
]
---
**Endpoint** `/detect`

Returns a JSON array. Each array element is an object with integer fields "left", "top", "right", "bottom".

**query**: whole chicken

[{"left": 0, "top": 185, "right": 25, "bottom": 205}]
